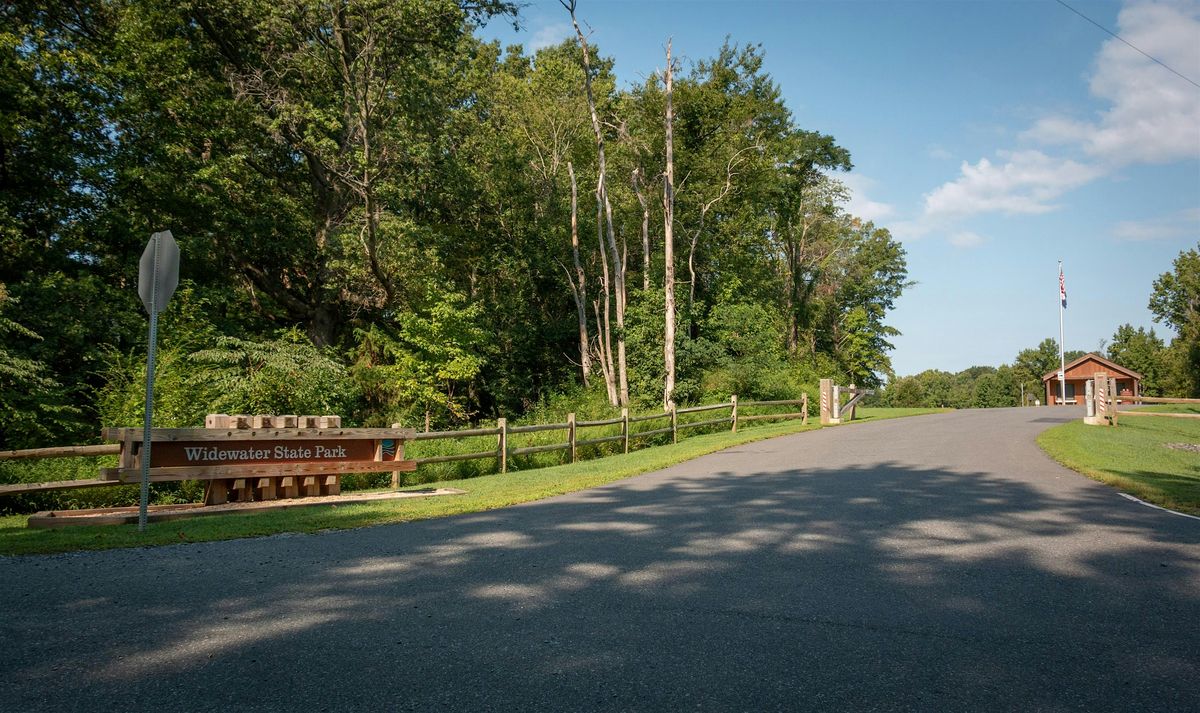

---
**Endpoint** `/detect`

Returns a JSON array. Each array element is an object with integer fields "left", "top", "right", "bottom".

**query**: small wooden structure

[
  {"left": 1043, "top": 354, "right": 1141, "bottom": 406},
  {"left": 819, "top": 379, "right": 872, "bottom": 425},
  {"left": 101, "top": 414, "right": 415, "bottom": 505}
]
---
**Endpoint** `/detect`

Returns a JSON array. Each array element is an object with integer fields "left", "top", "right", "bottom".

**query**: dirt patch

[{"left": 1163, "top": 443, "right": 1200, "bottom": 453}]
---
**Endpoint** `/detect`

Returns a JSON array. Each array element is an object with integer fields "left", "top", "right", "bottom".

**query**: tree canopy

[{"left": 1, "top": 0, "right": 911, "bottom": 446}]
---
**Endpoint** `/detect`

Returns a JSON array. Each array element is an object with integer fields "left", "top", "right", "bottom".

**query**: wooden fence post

[
  {"left": 731, "top": 395, "right": 738, "bottom": 433},
  {"left": 1109, "top": 377, "right": 1119, "bottom": 426},
  {"left": 848, "top": 383, "right": 857, "bottom": 421},
  {"left": 621, "top": 408, "right": 629, "bottom": 454},
  {"left": 497, "top": 417, "right": 507, "bottom": 473},
  {"left": 802, "top": 393, "right": 808, "bottom": 426},
  {"left": 670, "top": 406, "right": 678, "bottom": 444},
  {"left": 567, "top": 412, "right": 577, "bottom": 463},
  {"left": 390, "top": 421, "right": 403, "bottom": 488},
  {"left": 819, "top": 379, "right": 832, "bottom": 425}
]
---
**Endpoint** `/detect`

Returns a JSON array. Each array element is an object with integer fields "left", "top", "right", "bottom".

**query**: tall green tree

[
  {"left": 1149, "top": 244, "right": 1200, "bottom": 397},
  {"left": 1106, "top": 324, "right": 1166, "bottom": 395}
]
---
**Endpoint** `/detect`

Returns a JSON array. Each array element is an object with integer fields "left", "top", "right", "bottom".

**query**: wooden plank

[
  {"left": 100, "top": 427, "right": 417, "bottom": 442},
  {"left": 577, "top": 416, "right": 624, "bottom": 428},
  {"left": 102, "top": 460, "right": 418, "bottom": 483},
  {"left": 628, "top": 411, "right": 671, "bottom": 424},
  {"left": 497, "top": 418, "right": 507, "bottom": 474},
  {"left": 410, "top": 427, "right": 501, "bottom": 440},
  {"left": 0, "top": 478, "right": 122, "bottom": 496},
  {"left": 509, "top": 443, "right": 570, "bottom": 456},
  {"left": 1120, "top": 396, "right": 1200, "bottom": 404},
  {"left": 204, "top": 479, "right": 228, "bottom": 505},
  {"left": 255, "top": 477, "right": 276, "bottom": 501},
  {"left": 508, "top": 422, "right": 570, "bottom": 435},
  {"left": 411, "top": 450, "right": 495, "bottom": 465},
  {"left": 676, "top": 402, "right": 733, "bottom": 415},
  {"left": 0, "top": 444, "right": 121, "bottom": 461},
  {"left": 1115, "top": 411, "right": 1200, "bottom": 419},
  {"left": 567, "top": 413, "right": 577, "bottom": 463}
]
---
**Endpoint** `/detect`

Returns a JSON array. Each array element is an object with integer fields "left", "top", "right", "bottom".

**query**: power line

[{"left": 1054, "top": 0, "right": 1200, "bottom": 90}]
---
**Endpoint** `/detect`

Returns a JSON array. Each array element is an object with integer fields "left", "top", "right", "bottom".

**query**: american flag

[{"left": 1059, "top": 266, "right": 1067, "bottom": 309}]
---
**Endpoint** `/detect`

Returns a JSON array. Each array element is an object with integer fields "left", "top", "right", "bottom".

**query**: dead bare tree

[
  {"left": 632, "top": 167, "right": 651, "bottom": 292},
  {"left": 662, "top": 38, "right": 677, "bottom": 410},
  {"left": 567, "top": 162, "right": 591, "bottom": 385},
  {"left": 562, "top": 0, "right": 628, "bottom": 406},
  {"left": 595, "top": 192, "right": 618, "bottom": 404}
]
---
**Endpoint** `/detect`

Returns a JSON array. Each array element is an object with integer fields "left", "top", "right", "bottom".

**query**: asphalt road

[{"left": 2, "top": 408, "right": 1198, "bottom": 712}]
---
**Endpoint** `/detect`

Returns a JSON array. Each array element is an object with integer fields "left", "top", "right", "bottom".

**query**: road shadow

[{"left": 2, "top": 459, "right": 1198, "bottom": 711}]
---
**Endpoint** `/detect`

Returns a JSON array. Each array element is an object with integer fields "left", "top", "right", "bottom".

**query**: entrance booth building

[{"left": 1042, "top": 353, "right": 1142, "bottom": 405}]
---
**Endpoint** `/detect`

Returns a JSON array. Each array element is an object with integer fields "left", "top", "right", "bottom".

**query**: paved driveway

[{"left": 2, "top": 408, "right": 1197, "bottom": 711}]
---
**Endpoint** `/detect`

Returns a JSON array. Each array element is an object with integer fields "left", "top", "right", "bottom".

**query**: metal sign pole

[
  {"left": 136, "top": 229, "right": 178, "bottom": 532},
  {"left": 139, "top": 235, "right": 160, "bottom": 532}
]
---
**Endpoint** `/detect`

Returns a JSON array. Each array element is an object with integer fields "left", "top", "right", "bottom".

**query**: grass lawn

[
  {"left": 0, "top": 407, "right": 943, "bottom": 556},
  {"left": 1038, "top": 415, "right": 1200, "bottom": 514}
]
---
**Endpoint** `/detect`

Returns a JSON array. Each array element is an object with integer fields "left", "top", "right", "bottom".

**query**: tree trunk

[
  {"left": 597, "top": 197, "right": 618, "bottom": 406},
  {"left": 564, "top": 0, "right": 627, "bottom": 406},
  {"left": 567, "top": 162, "right": 591, "bottom": 386},
  {"left": 592, "top": 297, "right": 616, "bottom": 405},
  {"left": 633, "top": 167, "right": 651, "bottom": 292},
  {"left": 603, "top": 190, "right": 629, "bottom": 406},
  {"left": 662, "top": 39, "right": 677, "bottom": 410}
]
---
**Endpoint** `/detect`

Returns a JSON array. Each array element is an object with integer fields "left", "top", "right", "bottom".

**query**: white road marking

[{"left": 1118, "top": 492, "right": 1200, "bottom": 521}]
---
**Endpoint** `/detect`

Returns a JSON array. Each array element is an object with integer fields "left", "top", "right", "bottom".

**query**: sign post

[{"left": 137, "top": 230, "right": 179, "bottom": 531}]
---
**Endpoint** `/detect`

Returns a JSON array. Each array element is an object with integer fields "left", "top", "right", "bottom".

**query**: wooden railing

[
  {"left": 1114, "top": 394, "right": 1200, "bottom": 419},
  {"left": 1, "top": 394, "right": 811, "bottom": 496},
  {"left": 397, "top": 394, "right": 809, "bottom": 474}
]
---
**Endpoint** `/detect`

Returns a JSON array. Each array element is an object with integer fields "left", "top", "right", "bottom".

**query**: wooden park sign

[{"left": 100, "top": 414, "right": 416, "bottom": 505}]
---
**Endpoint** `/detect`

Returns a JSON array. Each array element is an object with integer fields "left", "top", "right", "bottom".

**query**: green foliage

[
  {"left": 354, "top": 291, "right": 487, "bottom": 428},
  {"left": 0, "top": 285, "right": 79, "bottom": 447},
  {"left": 1149, "top": 245, "right": 1200, "bottom": 397},
  {"left": 190, "top": 330, "right": 360, "bottom": 416},
  {"left": 1107, "top": 324, "right": 1166, "bottom": 395},
  {"left": 4, "top": 1, "right": 911, "bottom": 462},
  {"left": 98, "top": 328, "right": 359, "bottom": 428}
]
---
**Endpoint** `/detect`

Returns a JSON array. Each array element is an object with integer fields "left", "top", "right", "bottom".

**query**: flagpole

[{"left": 1058, "top": 260, "right": 1066, "bottom": 406}]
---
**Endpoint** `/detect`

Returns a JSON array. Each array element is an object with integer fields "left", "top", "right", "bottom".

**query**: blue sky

[{"left": 481, "top": 0, "right": 1200, "bottom": 376}]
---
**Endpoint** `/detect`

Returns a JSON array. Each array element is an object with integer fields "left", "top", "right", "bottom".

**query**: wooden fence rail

[
  {"left": 1118, "top": 395, "right": 1200, "bottom": 405},
  {"left": 0, "top": 444, "right": 121, "bottom": 461},
  {"left": 3, "top": 393, "right": 814, "bottom": 497},
  {"left": 1113, "top": 394, "right": 1200, "bottom": 420}
]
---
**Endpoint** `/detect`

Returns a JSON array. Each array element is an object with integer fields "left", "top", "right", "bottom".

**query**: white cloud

[
  {"left": 1026, "top": 1, "right": 1200, "bottom": 165},
  {"left": 948, "top": 231, "right": 986, "bottom": 248},
  {"left": 840, "top": 173, "right": 895, "bottom": 222},
  {"left": 529, "top": 22, "right": 572, "bottom": 51},
  {"left": 923, "top": 150, "right": 1104, "bottom": 218},
  {"left": 1112, "top": 207, "right": 1200, "bottom": 241},
  {"left": 919, "top": 2, "right": 1199, "bottom": 227}
]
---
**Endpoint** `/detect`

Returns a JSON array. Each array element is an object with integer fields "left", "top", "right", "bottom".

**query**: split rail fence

[
  {"left": 0, "top": 395, "right": 809, "bottom": 498},
  {"left": 1081, "top": 371, "right": 1200, "bottom": 426}
]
